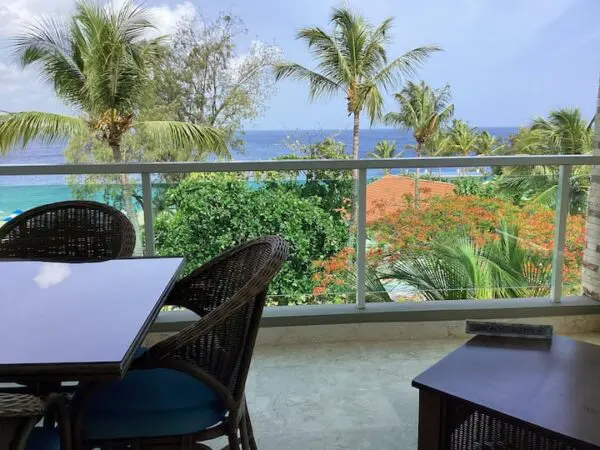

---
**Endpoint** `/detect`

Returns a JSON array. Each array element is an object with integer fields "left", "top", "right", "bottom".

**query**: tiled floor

[{"left": 207, "top": 333, "right": 600, "bottom": 450}]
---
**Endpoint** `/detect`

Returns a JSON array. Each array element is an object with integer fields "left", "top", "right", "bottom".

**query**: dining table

[{"left": 0, "top": 257, "right": 185, "bottom": 449}]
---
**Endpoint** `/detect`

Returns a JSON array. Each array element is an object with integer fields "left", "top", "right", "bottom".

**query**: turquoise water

[
  {"left": 0, "top": 127, "right": 517, "bottom": 215},
  {"left": 0, "top": 185, "right": 107, "bottom": 216}
]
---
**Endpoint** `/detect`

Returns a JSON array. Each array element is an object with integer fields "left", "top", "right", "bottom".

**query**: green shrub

[
  {"left": 452, "top": 177, "right": 495, "bottom": 198},
  {"left": 154, "top": 173, "right": 350, "bottom": 305}
]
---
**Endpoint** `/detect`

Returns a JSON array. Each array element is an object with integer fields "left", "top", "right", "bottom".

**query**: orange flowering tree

[{"left": 312, "top": 194, "right": 585, "bottom": 301}]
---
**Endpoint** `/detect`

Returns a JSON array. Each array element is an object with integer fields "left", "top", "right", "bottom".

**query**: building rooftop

[{"left": 366, "top": 175, "right": 455, "bottom": 223}]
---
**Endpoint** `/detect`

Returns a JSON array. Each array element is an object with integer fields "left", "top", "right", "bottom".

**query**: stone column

[{"left": 583, "top": 80, "right": 600, "bottom": 300}]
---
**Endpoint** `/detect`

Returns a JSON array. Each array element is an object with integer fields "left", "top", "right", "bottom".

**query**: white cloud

[
  {"left": 0, "top": 0, "right": 73, "bottom": 36},
  {"left": 148, "top": 1, "right": 196, "bottom": 37}
]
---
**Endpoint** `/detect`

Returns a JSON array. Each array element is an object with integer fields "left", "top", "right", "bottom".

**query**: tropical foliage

[
  {"left": 154, "top": 173, "right": 350, "bottom": 305},
  {"left": 314, "top": 195, "right": 586, "bottom": 301},
  {"left": 1, "top": 0, "right": 227, "bottom": 253},
  {"left": 530, "top": 108, "right": 594, "bottom": 155},
  {"left": 476, "top": 131, "right": 506, "bottom": 155},
  {"left": 1, "top": 0, "right": 226, "bottom": 157},
  {"left": 149, "top": 13, "right": 281, "bottom": 152},
  {"left": 384, "top": 81, "right": 453, "bottom": 199},
  {"left": 436, "top": 119, "right": 479, "bottom": 157},
  {"left": 384, "top": 81, "right": 454, "bottom": 156},
  {"left": 495, "top": 165, "right": 590, "bottom": 214},
  {"left": 369, "top": 140, "right": 400, "bottom": 174},
  {"left": 1, "top": 2, "right": 594, "bottom": 305},
  {"left": 494, "top": 108, "right": 594, "bottom": 211},
  {"left": 385, "top": 222, "right": 551, "bottom": 300},
  {"left": 262, "top": 137, "right": 353, "bottom": 215},
  {"left": 452, "top": 177, "right": 495, "bottom": 198}
]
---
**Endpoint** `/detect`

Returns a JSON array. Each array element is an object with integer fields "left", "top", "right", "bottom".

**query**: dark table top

[
  {"left": 0, "top": 257, "right": 184, "bottom": 382},
  {"left": 413, "top": 335, "right": 600, "bottom": 448}
]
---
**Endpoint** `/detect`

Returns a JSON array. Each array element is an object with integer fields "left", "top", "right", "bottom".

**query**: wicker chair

[
  {"left": 71, "top": 235, "right": 289, "bottom": 450},
  {"left": 0, "top": 394, "right": 67, "bottom": 450},
  {"left": 0, "top": 200, "right": 135, "bottom": 261}
]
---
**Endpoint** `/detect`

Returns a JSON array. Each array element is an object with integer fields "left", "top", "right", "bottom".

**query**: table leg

[{"left": 418, "top": 390, "right": 446, "bottom": 450}]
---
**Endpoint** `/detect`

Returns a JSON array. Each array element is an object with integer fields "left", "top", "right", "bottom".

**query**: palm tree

[
  {"left": 384, "top": 81, "right": 454, "bottom": 202},
  {"left": 496, "top": 108, "right": 594, "bottom": 212},
  {"left": 274, "top": 8, "right": 440, "bottom": 164},
  {"left": 496, "top": 164, "right": 590, "bottom": 214},
  {"left": 438, "top": 119, "right": 479, "bottom": 157},
  {"left": 476, "top": 131, "right": 506, "bottom": 155},
  {"left": 384, "top": 222, "right": 551, "bottom": 300},
  {"left": 0, "top": 0, "right": 227, "bottom": 253},
  {"left": 472, "top": 131, "right": 506, "bottom": 175},
  {"left": 531, "top": 108, "right": 594, "bottom": 154},
  {"left": 436, "top": 119, "right": 479, "bottom": 176},
  {"left": 368, "top": 140, "right": 400, "bottom": 175}
]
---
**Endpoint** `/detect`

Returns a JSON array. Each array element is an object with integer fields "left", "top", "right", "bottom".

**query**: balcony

[{"left": 2, "top": 155, "right": 600, "bottom": 448}]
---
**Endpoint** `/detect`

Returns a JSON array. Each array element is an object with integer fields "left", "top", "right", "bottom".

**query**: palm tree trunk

[
  {"left": 352, "top": 110, "right": 360, "bottom": 160},
  {"left": 583, "top": 80, "right": 600, "bottom": 300},
  {"left": 110, "top": 143, "right": 144, "bottom": 255}
]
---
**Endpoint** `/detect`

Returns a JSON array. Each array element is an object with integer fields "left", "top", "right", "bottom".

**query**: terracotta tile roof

[{"left": 366, "top": 175, "right": 455, "bottom": 223}]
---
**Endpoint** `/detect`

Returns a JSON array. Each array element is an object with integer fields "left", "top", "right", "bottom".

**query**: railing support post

[
  {"left": 550, "top": 165, "right": 572, "bottom": 303},
  {"left": 141, "top": 172, "right": 155, "bottom": 256},
  {"left": 356, "top": 168, "right": 367, "bottom": 310}
]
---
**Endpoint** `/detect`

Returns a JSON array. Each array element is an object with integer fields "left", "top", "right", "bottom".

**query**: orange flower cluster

[{"left": 312, "top": 195, "right": 586, "bottom": 297}]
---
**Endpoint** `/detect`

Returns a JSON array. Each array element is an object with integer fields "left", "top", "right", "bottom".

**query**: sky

[{"left": 0, "top": 0, "right": 599, "bottom": 131}]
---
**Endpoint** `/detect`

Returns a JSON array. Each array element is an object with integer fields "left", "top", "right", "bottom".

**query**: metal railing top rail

[{"left": 0, "top": 154, "right": 598, "bottom": 176}]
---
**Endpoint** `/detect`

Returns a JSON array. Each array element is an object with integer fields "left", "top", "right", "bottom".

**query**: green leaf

[{"left": 0, "top": 112, "right": 86, "bottom": 154}]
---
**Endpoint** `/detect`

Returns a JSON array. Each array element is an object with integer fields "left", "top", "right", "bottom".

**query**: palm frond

[
  {"left": 296, "top": 27, "right": 351, "bottom": 85},
  {"left": 385, "top": 225, "right": 551, "bottom": 301},
  {"left": 369, "top": 140, "right": 399, "bottom": 159},
  {"left": 73, "top": 0, "right": 160, "bottom": 115},
  {"left": 11, "top": 15, "right": 86, "bottom": 108},
  {"left": 135, "top": 121, "right": 228, "bottom": 157},
  {"left": 330, "top": 7, "right": 369, "bottom": 73},
  {"left": 113, "top": 0, "right": 157, "bottom": 42},
  {"left": 442, "top": 119, "right": 479, "bottom": 156},
  {"left": 387, "top": 250, "right": 472, "bottom": 301},
  {"left": 365, "top": 268, "right": 393, "bottom": 302},
  {"left": 359, "top": 83, "right": 384, "bottom": 124},
  {"left": 359, "top": 17, "right": 393, "bottom": 77},
  {"left": 385, "top": 81, "right": 453, "bottom": 154},
  {"left": 0, "top": 112, "right": 86, "bottom": 154},
  {"left": 273, "top": 63, "right": 341, "bottom": 101},
  {"left": 530, "top": 108, "right": 592, "bottom": 154},
  {"left": 373, "top": 46, "right": 441, "bottom": 92}
]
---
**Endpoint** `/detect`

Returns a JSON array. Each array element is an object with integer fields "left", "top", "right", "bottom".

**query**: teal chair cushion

[
  {"left": 81, "top": 367, "right": 227, "bottom": 440},
  {"left": 26, "top": 427, "right": 60, "bottom": 450}
]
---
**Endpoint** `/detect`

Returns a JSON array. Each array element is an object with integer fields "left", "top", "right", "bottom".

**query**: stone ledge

[{"left": 146, "top": 296, "right": 600, "bottom": 346}]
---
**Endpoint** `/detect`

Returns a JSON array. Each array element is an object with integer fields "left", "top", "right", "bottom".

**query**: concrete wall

[{"left": 583, "top": 80, "right": 600, "bottom": 300}]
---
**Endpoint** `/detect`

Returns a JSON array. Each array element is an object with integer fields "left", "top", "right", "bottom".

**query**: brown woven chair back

[
  {"left": 149, "top": 235, "right": 289, "bottom": 400},
  {"left": 0, "top": 200, "right": 136, "bottom": 261}
]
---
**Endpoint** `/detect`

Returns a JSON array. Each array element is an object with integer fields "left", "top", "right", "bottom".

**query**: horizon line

[{"left": 245, "top": 125, "right": 520, "bottom": 132}]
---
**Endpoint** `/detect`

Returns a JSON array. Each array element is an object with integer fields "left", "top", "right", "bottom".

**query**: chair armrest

[
  {"left": 148, "top": 289, "right": 265, "bottom": 362},
  {"left": 163, "top": 260, "right": 231, "bottom": 315}
]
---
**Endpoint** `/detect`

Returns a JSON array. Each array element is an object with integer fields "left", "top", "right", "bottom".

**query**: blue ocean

[{"left": 0, "top": 127, "right": 516, "bottom": 214}]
